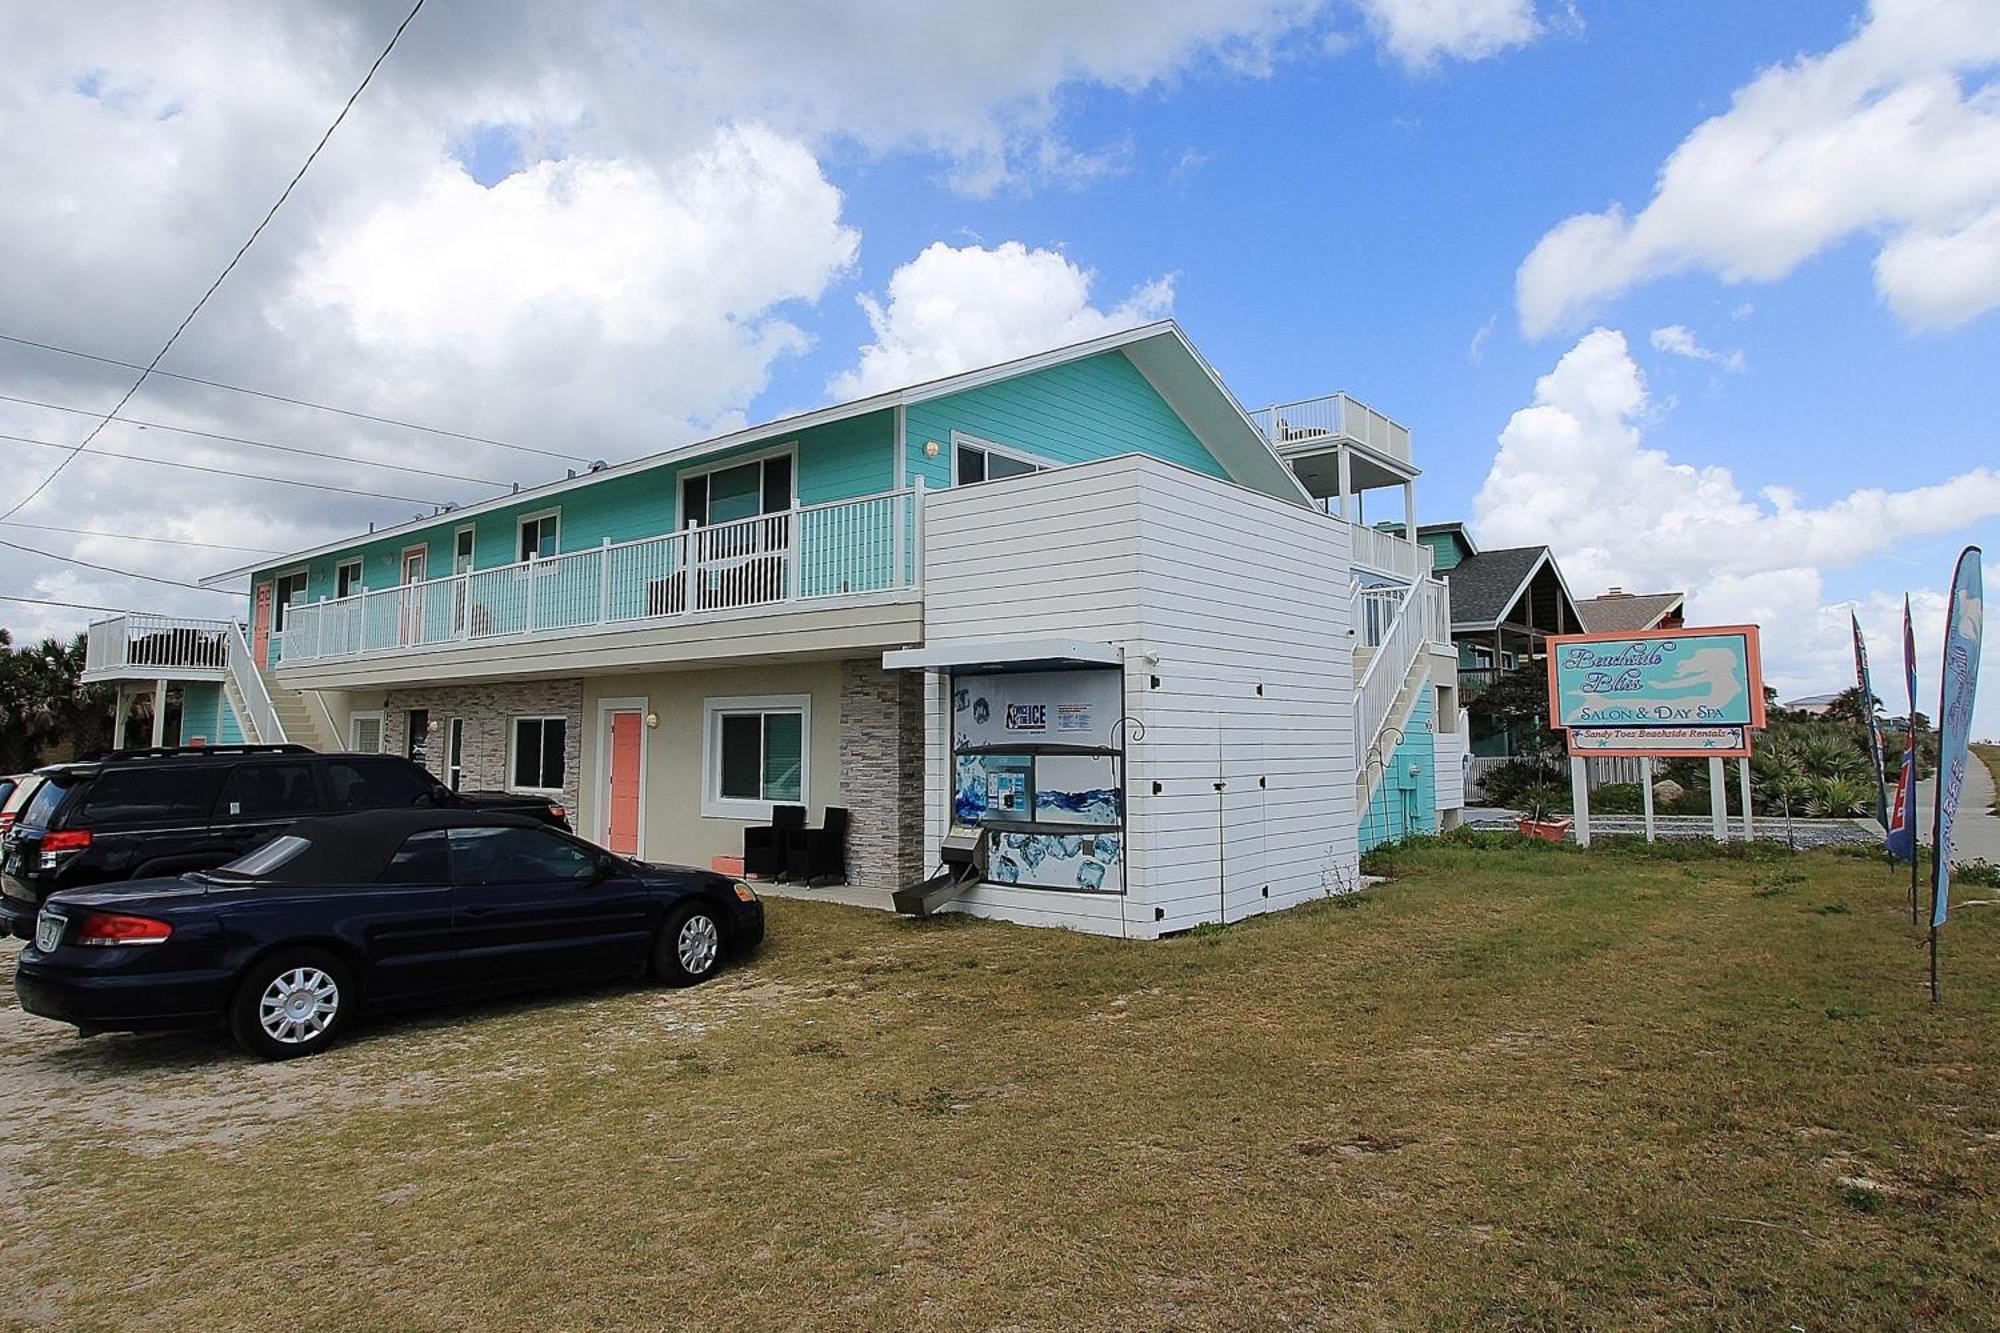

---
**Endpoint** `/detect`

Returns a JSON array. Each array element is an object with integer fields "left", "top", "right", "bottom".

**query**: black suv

[{"left": 1, "top": 745, "right": 569, "bottom": 940}]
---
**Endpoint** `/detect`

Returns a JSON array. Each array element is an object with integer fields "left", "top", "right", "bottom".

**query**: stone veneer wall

[
  {"left": 838, "top": 661, "right": 926, "bottom": 889},
  {"left": 381, "top": 679, "right": 585, "bottom": 816}
]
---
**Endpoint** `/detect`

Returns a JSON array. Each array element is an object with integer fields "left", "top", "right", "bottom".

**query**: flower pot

[{"left": 1517, "top": 816, "right": 1573, "bottom": 843}]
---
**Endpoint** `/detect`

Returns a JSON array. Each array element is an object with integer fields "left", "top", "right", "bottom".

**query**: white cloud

[
  {"left": 830, "top": 242, "right": 1176, "bottom": 399},
  {"left": 1355, "top": 0, "right": 1540, "bottom": 69},
  {"left": 1516, "top": 0, "right": 2000, "bottom": 336},
  {"left": 1467, "top": 314, "right": 1498, "bottom": 364},
  {"left": 1472, "top": 328, "right": 2000, "bottom": 727},
  {"left": 1649, "top": 324, "right": 1746, "bottom": 372}
]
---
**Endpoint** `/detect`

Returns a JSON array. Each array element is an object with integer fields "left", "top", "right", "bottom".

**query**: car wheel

[
  {"left": 653, "top": 903, "right": 726, "bottom": 987},
  {"left": 230, "top": 949, "right": 352, "bottom": 1060}
]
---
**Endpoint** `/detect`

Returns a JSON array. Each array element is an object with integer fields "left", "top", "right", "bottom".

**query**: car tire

[
  {"left": 230, "top": 949, "right": 353, "bottom": 1060},
  {"left": 653, "top": 903, "right": 726, "bottom": 987}
]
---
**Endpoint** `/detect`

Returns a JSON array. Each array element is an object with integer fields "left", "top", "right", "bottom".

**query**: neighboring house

[
  {"left": 81, "top": 322, "right": 1462, "bottom": 936},
  {"left": 1575, "top": 586, "right": 1686, "bottom": 634},
  {"left": 1414, "top": 522, "right": 1583, "bottom": 760},
  {"left": 1780, "top": 693, "right": 1841, "bottom": 716}
]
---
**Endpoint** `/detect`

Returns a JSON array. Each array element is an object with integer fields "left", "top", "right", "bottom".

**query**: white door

[{"left": 399, "top": 548, "right": 428, "bottom": 644}]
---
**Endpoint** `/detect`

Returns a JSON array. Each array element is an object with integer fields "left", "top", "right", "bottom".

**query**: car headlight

[{"left": 732, "top": 881, "right": 758, "bottom": 903}]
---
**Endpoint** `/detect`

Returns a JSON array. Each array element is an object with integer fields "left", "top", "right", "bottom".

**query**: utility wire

[
  {"left": 0, "top": 430, "right": 448, "bottom": 506},
  {"left": 0, "top": 593, "right": 180, "bottom": 617},
  {"left": 0, "top": 0, "right": 431, "bottom": 525},
  {"left": 0, "top": 333, "right": 591, "bottom": 466},
  {"left": 0, "top": 391, "right": 513, "bottom": 490},
  {"left": 0, "top": 537, "right": 238, "bottom": 595},
  {"left": 0, "top": 521, "right": 280, "bottom": 555}
]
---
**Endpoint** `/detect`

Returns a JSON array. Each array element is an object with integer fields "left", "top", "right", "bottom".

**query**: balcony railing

[
  {"left": 1249, "top": 392, "right": 1412, "bottom": 466},
  {"left": 83, "top": 613, "right": 234, "bottom": 678},
  {"left": 1348, "top": 524, "right": 1433, "bottom": 581},
  {"left": 276, "top": 486, "right": 922, "bottom": 667}
]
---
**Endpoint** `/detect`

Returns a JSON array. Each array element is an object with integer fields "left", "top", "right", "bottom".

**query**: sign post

[
  {"left": 1640, "top": 756, "right": 1656, "bottom": 843},
  {"left": 1569, "top": 755, "right": 1592, "bottom": 848},
  {"left": 1708, "top": 756, "right": 1728, "bottom": 843}
]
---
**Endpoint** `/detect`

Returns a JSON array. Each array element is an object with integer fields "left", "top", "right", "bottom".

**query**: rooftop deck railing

[
  {"left": 83, "top": 613, "right": 235, "bottom": 678},
  {"left": 1249, "top": 392, "right": 1412, "bottom": 466},
  {"left": 275, "top": 486, "right": 922, "bottom": 667}
]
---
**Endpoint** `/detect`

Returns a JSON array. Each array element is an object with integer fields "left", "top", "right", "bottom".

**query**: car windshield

[{"left": 211, "top": 834, "right": 313, "bottom": 879}]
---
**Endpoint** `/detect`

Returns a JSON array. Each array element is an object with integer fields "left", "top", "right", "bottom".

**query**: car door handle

[{"left": 462, "top": 905, "right": 497, "bottom": 918}]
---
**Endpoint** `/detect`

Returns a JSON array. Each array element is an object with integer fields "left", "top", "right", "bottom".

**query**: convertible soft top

[{"left": 211, "top": 808, "right": 549, "bottom": 886}]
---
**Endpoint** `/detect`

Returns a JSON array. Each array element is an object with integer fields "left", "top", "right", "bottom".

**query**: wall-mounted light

[
  {"left": 923, "top": 440, "right": 941, "bottom": 458},
  {"left": 645, "top": 711, "right": 659, "bottom": 728}
]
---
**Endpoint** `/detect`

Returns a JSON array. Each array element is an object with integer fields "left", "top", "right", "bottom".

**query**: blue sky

[{"left": 3, "top": 0, "right": 1995, "bottom": 730}]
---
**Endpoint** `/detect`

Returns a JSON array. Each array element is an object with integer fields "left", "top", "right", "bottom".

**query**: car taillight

[
  {"left": 41, "top": 830, "right": 92, "bottom": 853},
  {"left": 75, "top": 911, "right": 173, "bottom": 946}
]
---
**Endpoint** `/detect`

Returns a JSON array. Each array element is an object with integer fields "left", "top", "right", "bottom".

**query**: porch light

[{"left": 923, "top": 440, "right": 941, "bottom": 458}]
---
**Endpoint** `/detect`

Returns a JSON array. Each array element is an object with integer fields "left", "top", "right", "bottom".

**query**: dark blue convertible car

[{"left": 14, "top": 809, "right": 763, "bottom": 1059}]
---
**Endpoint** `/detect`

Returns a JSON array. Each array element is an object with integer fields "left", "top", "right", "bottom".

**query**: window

[
  {"left": 272, "top": 569, "right": 309, "bottom": 631},
  {"left": 218, "top": 834, "right": 311, "bottom": 879},
  {"left": 446, "top": 717, "right": 466, "bottom": 791},
  {"left": 335, "top": 559, "right": 364, "bottom": 600},
  {"left": 511, "top": 716, "right": 567, "bottom": 793},
  {"left": 406, "top": 709, "right": 430, "bottom": 762},
  {"left": 78, "top": 766, "right": 227, "bottom": 824},
  {"left": 379, "top": 829, "right": 451, "bottom": 885},
  {"left": 454, "top": 526, "right": 475, "bottom": 575},
  {"left": 215, "top": 763, "right": 318, "bottom": 821},
  {"left": 681, "top": 452, "right": 792, "bottom": 527},
  {"left": 518, "top": 510, "right": 560, "bottom": 562},
  {"left": 322, "top": 757, "right": 437, "bottom": 812},
  {"left": 703, "top": 695, "right": 807, "bottom": 816},
  {"left": 953, "top": 436, "right": 1046, "bottom": 487},
  {"left": 350, "top": 711, "right": 384, "bottom": 754},
  {"left": 447, "top": 825, "right": 600, "bottom": 885}
]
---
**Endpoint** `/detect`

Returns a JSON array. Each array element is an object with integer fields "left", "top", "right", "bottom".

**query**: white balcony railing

[
  {"left": 1348, "top": 524, "right": 1433, "bottom": 581},
  {"left": 1354, "top": 576, "right": 1448, "bottom": 775},
  {"left": 1249, "top": 393, "right": 1412, "bottom": 466},
  {"left": 83, "top": 613, "right": 234, "bottom": 678},
  {"left": 276, "top": 486, "right": 922, "bottom": 667}
]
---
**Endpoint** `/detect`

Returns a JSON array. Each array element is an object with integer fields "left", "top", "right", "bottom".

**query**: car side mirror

[{"left": 421, "top": 783, "right": 454, "bottom": 807}]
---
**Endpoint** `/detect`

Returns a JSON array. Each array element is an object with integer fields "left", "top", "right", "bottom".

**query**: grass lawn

[
  {"left": 1976, "top": 743, "right": 2000, "bottom": 813},
  {"left": 4, "top": 837, "right": 1998, "bottom": 1330}
]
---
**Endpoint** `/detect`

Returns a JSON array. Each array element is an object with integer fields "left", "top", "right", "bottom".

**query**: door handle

[{"left": 462, "top": 905, "right": 497, "bottom": 918}]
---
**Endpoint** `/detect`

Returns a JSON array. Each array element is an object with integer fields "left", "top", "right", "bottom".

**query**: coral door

[{"left": 606, "top": 710, "right": 644, "bottom": 856}]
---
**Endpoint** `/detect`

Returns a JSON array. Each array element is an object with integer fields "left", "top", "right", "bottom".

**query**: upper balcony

[
  {"left": 82, "top": 613, "right": 235, "bottom": 684},
  {"left": 269, "top": 487, "right": 923, "bottom": 687},
  {"left": 1248, "top": 393, "right": 1413, "bottom": 470}
]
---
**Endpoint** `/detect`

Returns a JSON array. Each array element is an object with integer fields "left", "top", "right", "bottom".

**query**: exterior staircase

[
  {"left": 260, "top": 670, "right": 340, "bottom": 750},
  {"left": 1353, "top": 575, "right": 1448, "bottom": 814},
  {"left": 220, "top": 622, "right": 339, "bottom": 750}
]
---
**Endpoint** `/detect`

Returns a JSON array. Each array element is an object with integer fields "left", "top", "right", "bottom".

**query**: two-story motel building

[{"left": 82, "top": 323, "right": 1460, "bottom": 938}]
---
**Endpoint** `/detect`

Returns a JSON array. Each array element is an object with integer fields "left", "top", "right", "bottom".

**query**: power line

[
  {"left": 0, "top": 430, "right": 449, "bottom": 505},
  {"left": 0, "top": 333, "right": 591, "bottom": 466},
  {"left": 0, "top": 390, "right": 513, "bottom": 490},
  {"left": 0, "top": 594, "right": 181, "bottom": 617},
  {"left": 0, "top": 537, "right": 239, "bottom": 595},
  {"left": 0, "top": 0, "right": 431, "bottom": 525},
  {"left": 0, "top": 521, "right": 280, "bottom": 555}
]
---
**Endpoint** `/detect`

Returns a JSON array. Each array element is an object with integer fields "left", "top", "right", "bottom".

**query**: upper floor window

[
  {"left": 518, "top": 510, "right": 560, "bottom": 562},
  {"left": 454, "top": 525, "right": 475, "bottom": 575},
  {"left": 682, "top": 452, "right": 792, "bottom": 528},
  {"left": 272, "top": 570, "right": 309, "bottom": 631},
  {"left": 335, "top": 559, "right": 363, "bottom": 599},
  {"left": 953, "top": 436, "right": 1047, "bottom": 486}
]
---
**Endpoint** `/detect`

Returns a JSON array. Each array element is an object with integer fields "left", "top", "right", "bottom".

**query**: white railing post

[
  {"left": 910, "top": 477, "right": 926, "bottom": 585},
  {"left": 599, "top": 539, "right": 612, "bottom": 622},
  {"left": 787, "top": 502, "right": 801, "bottom": 601},
  {"left": 314, "top": 597, "right": 325, "bottom": 661},
  {"left": 525, "top": 558, "right": 538, "bottom": 635}
]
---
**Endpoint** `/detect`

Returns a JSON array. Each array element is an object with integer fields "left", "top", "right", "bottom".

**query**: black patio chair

[
  {"left": 786, "top": 806, "right": 849, "bottom": 886},
  {"left": 743, "top": 803, "right": 806, "bottom": 879}
]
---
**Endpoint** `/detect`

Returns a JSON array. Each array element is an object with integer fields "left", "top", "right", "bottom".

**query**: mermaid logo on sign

[{"left": 1547, "top": 625, "right": 1766, "bottom": 732}]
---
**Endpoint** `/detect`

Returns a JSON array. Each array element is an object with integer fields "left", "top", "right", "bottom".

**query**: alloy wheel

[
  {"left": 258, "top": 966, "right": 341, "bottom": 1045},
  {"left": 677, "top": 914, "right": 720, "bottom": 975}
]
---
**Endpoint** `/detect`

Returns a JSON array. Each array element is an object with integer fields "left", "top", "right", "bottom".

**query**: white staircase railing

[
  {"left": 226, "top": 621, "right": 286, "bottom": 745},
  {"left": 1353, "top": 577, "right": 1444, "bottom": 778}
]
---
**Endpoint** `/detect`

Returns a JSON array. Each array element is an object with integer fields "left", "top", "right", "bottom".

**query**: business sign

[
  {"left": 1887, "top": 595, "right": 1919, "bottom": 866},
  {"left": 1852, "top": 612, "right": 1890, "bottom": 830},
  {"left": 1546, "top": 625, "right": 1766, "bottom": 732},
  {"left": 1567, "top": 725, "right": 1749, "bottom": 757},
  {"left": 952, "top": 668, "right": 1122, "bottom": 750}
]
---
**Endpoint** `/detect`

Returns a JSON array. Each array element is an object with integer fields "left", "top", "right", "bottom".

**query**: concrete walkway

[{"left": 1918, "top": 753, "right": 2000, "bottom": 866}]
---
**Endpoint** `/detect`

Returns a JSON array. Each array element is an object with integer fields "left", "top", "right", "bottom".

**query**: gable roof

[
  {"left": 1575, "top": 589, "right": 1686, "bottom": 633},
  {"left": 1442, "top": 545, "right": 1580, "bottom": 631},
  {"left": 202, "top": 321, "right": 1313, "bottom": 585}
]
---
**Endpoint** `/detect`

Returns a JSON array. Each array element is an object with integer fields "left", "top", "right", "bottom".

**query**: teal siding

[
  {"left": 1419, "top": 531, "right": 1472, "bottom": 572},
  {"left": 252, "top": 410, "right": 900, "bottom": 606},
  {"left": 903, "top": 350, "right": 1225, "bottom": 490},
  {"left": 1359, "top": 685, "right": 1439, "bottom": 852},
  {"left": 177, "top": 683, "right": 243, "bottom": 746}
]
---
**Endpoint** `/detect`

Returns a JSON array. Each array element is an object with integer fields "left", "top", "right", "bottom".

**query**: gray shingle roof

[
  {"left": 1442, "top": 546, "right": 1550, "bottom": 628},
  {"left": 1575, "top": 590, "right": 1684, "bottom": 633}
]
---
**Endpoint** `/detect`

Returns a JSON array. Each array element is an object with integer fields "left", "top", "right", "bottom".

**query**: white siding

[{"left": 916, "top": 455, "right": 1357, "bottom": 939}]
